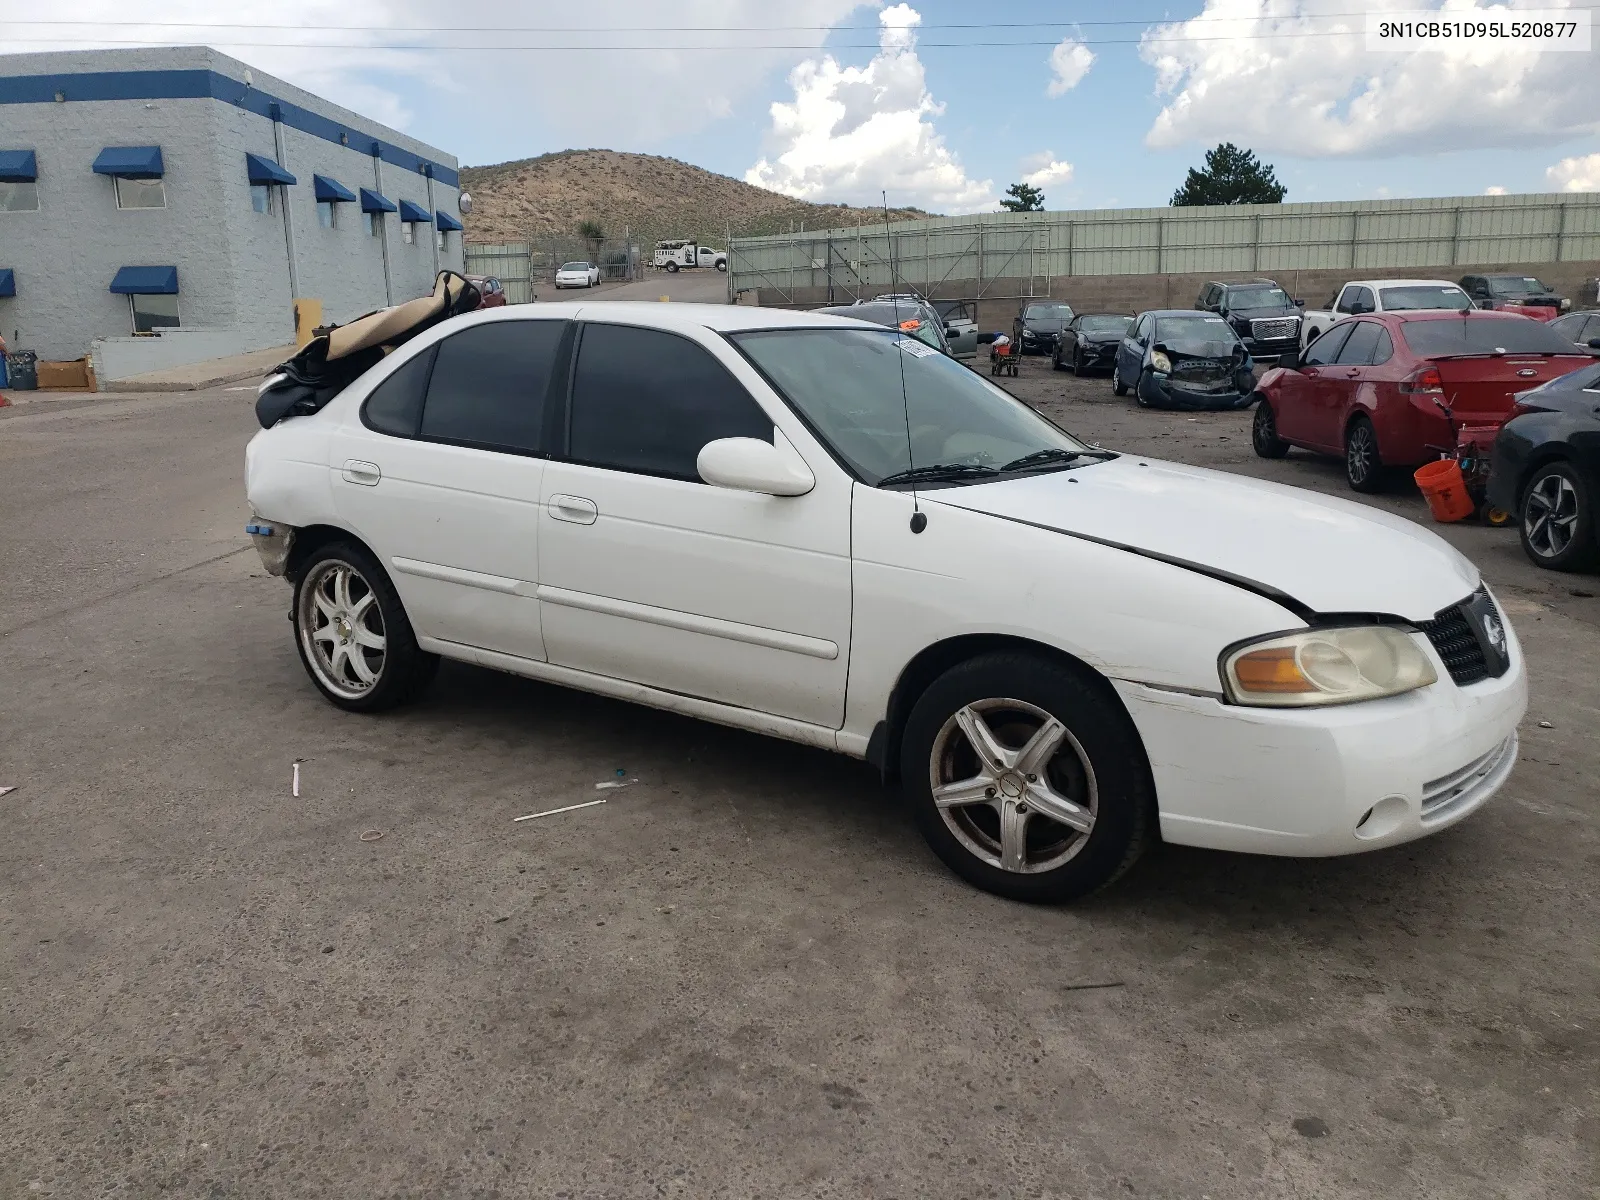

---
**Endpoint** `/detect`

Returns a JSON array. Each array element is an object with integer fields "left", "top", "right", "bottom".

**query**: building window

[
  {"left": 402, "top": 222, "right": 415, "bottom": 245},
  {"left": 317, "top": 200, "right": 337, "bottom": 229},
  {"left": 0, "top": 180, "right": 39, "bottom": 212},
  {"left": 130, "top": 293, "right": 180, "bottom": 334},
  {"left": 250, "top": 184, "right": 275, "bottom": 215},
  {"left": 436, "top": 229, "right": 447, "bottom": 252},
  {"left": 115, "top": 176, "right": 166, "bottom": 209},
  {"left": 365, "top": 211, "right": 381, "bottom": 237}
]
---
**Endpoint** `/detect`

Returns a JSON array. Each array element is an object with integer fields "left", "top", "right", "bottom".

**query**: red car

[
  {"left": 466, "top": 275, "right": 507, "bottom": 308},
  {"left": 1252, "top": 311, "right": 1594, "bottom": 492}
]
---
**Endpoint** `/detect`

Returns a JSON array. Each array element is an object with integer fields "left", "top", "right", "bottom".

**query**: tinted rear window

[
  {"left": 1400, "top": 318, "right": 1581, "bottom": 357},
  {"left": 1378, "top": 285, "right": 1470, "bottom": 311}
]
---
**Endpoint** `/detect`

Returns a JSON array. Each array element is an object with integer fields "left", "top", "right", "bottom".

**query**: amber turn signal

[{"left": 1230, "top": 647, "right": 1316, "bottom": 693}]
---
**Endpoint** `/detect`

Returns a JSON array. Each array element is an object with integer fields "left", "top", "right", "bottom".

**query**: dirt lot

[{"left": 1, "top": 358, "right": 1597, "bottom": 1199}]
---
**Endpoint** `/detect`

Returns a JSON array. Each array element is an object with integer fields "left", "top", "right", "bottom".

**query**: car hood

[{"left": 931, "top": 456, "right": 1478, "bottom": 621}]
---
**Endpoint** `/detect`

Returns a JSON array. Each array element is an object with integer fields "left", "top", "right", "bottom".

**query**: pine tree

[
  {"left": 999, "top": 182, "right": 1045, "bottom": 212},
  {"left": 1170, "top": 144, "right": 1286, "bottom": 206}
]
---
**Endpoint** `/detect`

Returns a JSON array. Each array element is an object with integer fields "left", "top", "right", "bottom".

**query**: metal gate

[{"left": 463, "top": 243, "right": 536, "bottom": 304}]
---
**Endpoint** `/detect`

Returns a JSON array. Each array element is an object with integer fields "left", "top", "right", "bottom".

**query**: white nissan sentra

[{"left": 245, "top": 302, "right": 1527, "bottom": 903}]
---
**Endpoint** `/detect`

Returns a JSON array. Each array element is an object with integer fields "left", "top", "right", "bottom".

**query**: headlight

[
  {"left": 1150, "top": 350, "right": 1172, "bottom": 373},
  {"left": 1222, "top": 626, "right": 1437, "bottom": 707}
]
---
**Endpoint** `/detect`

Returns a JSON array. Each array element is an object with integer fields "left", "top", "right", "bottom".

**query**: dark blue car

[{"left": 1113, "top": 310, "right": 1257, "bottom": 410}]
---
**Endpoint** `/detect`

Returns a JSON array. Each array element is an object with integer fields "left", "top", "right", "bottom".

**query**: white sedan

[
  {"left": 245, "top": 303, "right": 1527, "bottom": 903},
  {"left": 554, "top": 261, "right": 600, "bottom": 289}
]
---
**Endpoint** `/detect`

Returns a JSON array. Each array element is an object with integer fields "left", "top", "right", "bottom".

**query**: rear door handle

[
  {"left": 548, "top": 494, "right": 598, "bottom": 525},
  {"left": 1345, "top": 369, "right": 1361, "bottom": 377},
  {"left": 341, "top": 459, "right": 381, "bottom": 486}
]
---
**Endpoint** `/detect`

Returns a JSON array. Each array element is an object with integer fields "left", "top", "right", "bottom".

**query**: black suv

[{"left": 1195, "top": 279, "right": 1303, "bottom": 361}]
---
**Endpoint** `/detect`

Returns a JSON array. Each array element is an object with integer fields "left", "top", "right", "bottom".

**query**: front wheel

[
  {"left": 900, "top": 654, "right": 1154, "bottom": 903},
  {"left": 1519, "top": 461, "right": 1597, "bottom": 571},
  {"left": 1133, "top": 370, "right": 1153, "bottom": 408},
  {"left": 1344, "top": 415, "right": 1385, "bottom": 493},
  {"left": 1112, "top": 367, "right": 1128, "bottom": 396},
  {"left": 293, "top": 542, "right": 438, "bottom": 712},
  {"left": 1252, "top": 396, "right": 1290, "bottom": 458}
]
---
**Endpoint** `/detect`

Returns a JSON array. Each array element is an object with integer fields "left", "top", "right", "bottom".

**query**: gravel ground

[{"left": 1, "top": 365, "right": 1596, "bottom": 1200}]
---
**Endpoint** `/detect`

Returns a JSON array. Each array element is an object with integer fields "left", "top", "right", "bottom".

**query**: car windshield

[
  {"left": 560, "top": 262, "right": 589, "bottom": 271},
  {"left": 731, "top": 328, "right": 1090, "bottom": 486},
  {"left": 1024, "top": 303, "right": 1073, "bottom": 319},
  {"left": 1154, "top": 315, "right": 1239, "bottom": 354},
  {"left": 1078, "top": 315, "right": 1133, "bottom": 333},
  {"left": 1400, "top": 317, "right": 1581, "bottom": 357},
  {"left": 1489, "top": 276, "right": 1550, "bottom": 295},
  {"left": 1223, "top": 286, "right": 1289, "bottom": 308},
  {"left": 1379, "top": 285, "right": 1471, "bottom": 311}
]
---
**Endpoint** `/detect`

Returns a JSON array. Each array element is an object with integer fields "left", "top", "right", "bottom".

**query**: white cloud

[
  {"left": 744, "top": 4, "right": 996, "bottom": 213},
  {"left": 1546, "top": 153, "right": 1600, "bottom": 192},
  {"left": 0, "top": 0, "right": 877, "bottom": 159},
  {"left": 1046, "top": 37, "right": 1094, "bottom": 97},
  {"left": 1020, "top": 151, "right": 1074, "bottom": 190},
  {"left": 1139, "top": 0, "right": 1600, "bottom": 157},
  {"left": 1484, "top": 185, "right": 1508, "bottom": 195}
]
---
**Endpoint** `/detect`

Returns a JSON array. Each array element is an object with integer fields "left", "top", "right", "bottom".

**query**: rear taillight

[
  {"left": 1508, "top": 401, "right": 1549, "bottom": 419},
  {"left": 1400, "top": 366, "right": 1444, "bottom": 394}
]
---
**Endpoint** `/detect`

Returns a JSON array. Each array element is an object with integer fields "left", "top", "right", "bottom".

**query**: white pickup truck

[
  {"left": 1299, "top": 278, "right": 1472, "bottom": 348},
  {"left": 653, "top": 240, "right": 728, "bottom": 273}
]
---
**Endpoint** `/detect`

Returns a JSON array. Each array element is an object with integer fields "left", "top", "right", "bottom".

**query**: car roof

[
  {"left": 1382, "top": 309, "right": 1534, "bottom": 324},
  {"left": 1344, "top": 279, "right": 1463, "bottom": 289},
  {"left": 438, "top": 301, "right": 881, "bottom": 335},
  {"left": 1211, "top": 279, "right": 1279, "bottom": 287}
]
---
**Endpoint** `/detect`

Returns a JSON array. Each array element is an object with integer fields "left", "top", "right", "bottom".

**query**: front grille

[
  {"left": 1421, "top": 735, "right": 1517, "bottom": 824},
  {"left": 1250, "top": 316, "right": 1300, "bottom": 341},
  {"left": 1419, "top": 599, "right": 1490, "bottom": 685}
]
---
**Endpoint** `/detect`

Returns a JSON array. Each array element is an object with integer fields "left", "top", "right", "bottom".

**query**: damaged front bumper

[
  {"left": 246, "top": 518, "right": 295, "bottom": 576},
  {"left": 1138, "top": 369, "right": 1256, "bottom": 411}
]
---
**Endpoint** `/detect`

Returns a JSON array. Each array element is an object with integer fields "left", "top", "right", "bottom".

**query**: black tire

[
  {"left": 1344, "top": 415, "right": 1385, "bottom": 493},
  {"left": 1518, "top": 460, "right": 1598, "bottom": 571},
  {"left": 1133, "top": 370, "right": 1153, "bottom": 408},
  {"left": 900, "top": 653, "right": 1154, "bottom": 904},
  {"left": 665, "top": 262, "right": 679, "bottom": 273},
  {"left": 1112, "top": 367, "right": 1128, "bottom": 396},
  {"left": 1051, "top": 347, "right": 1064, "bottom": 371},
  {"left": 292, "top": 541, "right": 438, "bottom": 712},
  {"left": 716, "top": 260, "right": 728, "bottom": 272},
  {"left": 1251, "top": 396, "right": 1290, "bottom": 458}
]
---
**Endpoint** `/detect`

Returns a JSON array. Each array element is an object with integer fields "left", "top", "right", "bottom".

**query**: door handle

[
  {"left": 1345, "top": 369, "right": 1361, "bottom": 377},
  {"left": 341, "top": 459, "right": 381, "bottom": 486},
  {"left": 548, "top": 494, "right": 598, "bottom": 525}
]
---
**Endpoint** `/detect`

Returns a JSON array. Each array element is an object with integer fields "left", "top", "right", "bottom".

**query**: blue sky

[{"left": 5, "top": 1, "right": 1598, "bottom": 211}]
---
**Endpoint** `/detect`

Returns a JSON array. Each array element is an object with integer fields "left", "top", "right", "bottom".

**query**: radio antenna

[{"left": 884, "top": 189, "right": 926, "bottom": 533}]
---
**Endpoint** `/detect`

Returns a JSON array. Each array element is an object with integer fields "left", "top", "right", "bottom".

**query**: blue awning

[
  {"left": 359, "top": 187, "right": 396, "bottom": 213},
  {"left": 0, "top": 269, "right": 14, "bottom": 298},
  {"left": 0, "top": 150, "right": 37, "bottom": 182},
  {"left": 434, "top": 210, "right": 463, "bottom": 232},
  {"left": 109, "top": 265, "right": 179, "bottom": 295},
  {"left": 92, "top": 146, "right": 164, "bottom": 178},
  {"left": 313, "top": 174, "right": 357, "bottom": 203},
  {"left": 397, "top": 199, "right": 432, "bottom": 225},
  {"left": 245, "top": 152, "right": 296, "bottom": 186}
]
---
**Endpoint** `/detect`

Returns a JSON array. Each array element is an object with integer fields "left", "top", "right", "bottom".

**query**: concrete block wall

[{"left": 0, "top": 46, "right": 463, "bottom": 365}]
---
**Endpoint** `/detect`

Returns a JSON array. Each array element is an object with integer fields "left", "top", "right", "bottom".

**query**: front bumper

[
  {"left": 1113, "top": 625, "right": 1528, "bottom": 857},
  {"left": 1018, "top": 330, "right": 1057, "bottom": 353},
  {"left": 1138, "top": 369, "right": 1255, "bottom": 410},
  {"left": 1241, "top": 336, "right": 1300, "bottom": 360},
  {"left": 1076, "top": 340, "right": 1120, "bottom": 367}
]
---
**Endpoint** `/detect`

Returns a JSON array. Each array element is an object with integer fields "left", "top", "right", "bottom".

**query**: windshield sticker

[{"left": 898, "top": 338, "right": 938, "bottom": 357}]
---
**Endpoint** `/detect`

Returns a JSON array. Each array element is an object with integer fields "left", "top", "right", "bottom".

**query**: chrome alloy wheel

[
  {"left": 928, "top": 698, "right": 1098, "bottom": 874},
  {"left": 1524, "top": 471, "right": 1580, "bottom": 558},
  {"left": 1346, "top": 422, "right": 1377, "bottom": 486},
  {"left": 298, "top": 560, "right": 386, "bottom": 700}
]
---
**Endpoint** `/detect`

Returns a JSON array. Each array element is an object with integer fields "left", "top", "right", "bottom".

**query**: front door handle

[
  {"left": 548, "top": 494, "right": 598, "bottom": 525},
  {"left": 341, "top": 459, "right": 381, "bottom": 486}
]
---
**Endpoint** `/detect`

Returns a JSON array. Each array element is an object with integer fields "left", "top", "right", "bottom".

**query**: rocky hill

[{"left": 458, "top": 149, "right": 931, "bottom": 248}]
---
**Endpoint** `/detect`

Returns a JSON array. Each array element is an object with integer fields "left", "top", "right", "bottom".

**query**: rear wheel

[
  {"left": 1252, "top": 396, "right": 1290, "bottom": 458},
  {"left": 900, "top": 654, "right": 1154, "bottom": 903},
  {"left": 293, "top": 542, "right": 438, "bottom": 712},
  {"left": 665, "top": 262, "right": 679, "bottom": 273},
  {"left": 1344, "top": 415, "right": 1384, "bottom": 493},
  {"left": 1519, "top": 461, "right": 1597, "bottom": 571}
]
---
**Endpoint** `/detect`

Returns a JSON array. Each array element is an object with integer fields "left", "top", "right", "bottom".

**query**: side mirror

[
  {"left": 697, "top": 438, "right": 815, "bottom": 497},
  {"left": 1293, "top": 298, "right": 1304, "bottom": 307}
]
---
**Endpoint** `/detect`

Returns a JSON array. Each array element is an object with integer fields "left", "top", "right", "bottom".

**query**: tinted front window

[
  {"left": 732, "top": 328, "right": 1087, "bottom": 487},
  {"left": 1336, "top": 321, "right": 1383, "bottom": 365},
  {"left": 1302, "top": 322, "right": 1354, "bottom": 366},
  {"left": 1154, "top": 315, "right": 1239, "bottom": 354},
  {"left": 1378, "top": 285, "right": 1471, "bottom": 312},
  {"left": 364, "top": 347, "right": 434, "bottom": 437},
  {"left": 1223, "top": 286, "right": 1290, "bottom": 309},
  {"left": 419, "top": 320, "right": 566, "bottom": 453},
  {"left": 1400, "top": 317, "right": 1581, "bottom": 357},
  {"left": 568, "top": 324, "right": 772, "bottom": 481}
]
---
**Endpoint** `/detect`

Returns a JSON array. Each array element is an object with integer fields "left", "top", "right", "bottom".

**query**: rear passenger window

[
  {"left": 418, "top": 320, "right": 566, "bottom": 454},
  {"left": 1372, "top": 328, "right": 1394, "bottom": 365},
  {"left": 363, "top": 346, "right": 434, "bottom": 437},
  {"left": 567, "top": 324, "right": 772, "bottom": 481},
  {"left": 1336, "top": 321, "right": 1382, "bottom": 365}
]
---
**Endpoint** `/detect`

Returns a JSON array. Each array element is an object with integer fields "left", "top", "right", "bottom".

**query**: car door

[
  {"left": 1275, "top": 322, "right": 1354, "bottom": 446},
  {"left": 535, "top": 319, "right": 854, "bottom": 729},
  {"left": 1059, "top": 316, "right": 1079, "bottom": 364},
  {"left": 1315, "top": 318, "right": 1385, "bottom": 447},
  {"left": 326, "top": 316, "right": 567, "bottom": 661},
  {"left": 1118, "top": 314, "right": 1150, "bottom": 386}
]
